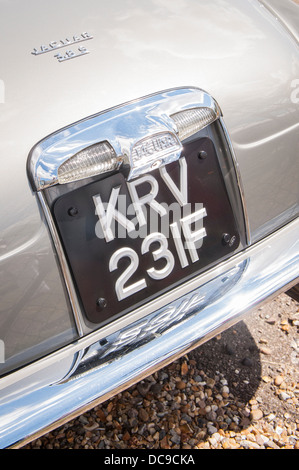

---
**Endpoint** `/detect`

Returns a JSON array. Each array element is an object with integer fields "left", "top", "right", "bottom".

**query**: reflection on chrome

[{"left": 66, "top": 261, "right": 246, "bottom": 381}]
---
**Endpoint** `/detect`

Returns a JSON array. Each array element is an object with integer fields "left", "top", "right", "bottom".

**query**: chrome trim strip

[
  {"left": 1, "top": 217, "right": 298, "bottom": 448},
  {"left": 219, "top": 116, "right": 252, "bottom": 245},
  {"left": 37, "top": 191, "right": 84, "bottom": 336}
]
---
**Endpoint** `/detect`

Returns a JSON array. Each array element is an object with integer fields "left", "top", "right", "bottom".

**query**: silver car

[{"left": 0, "top": 0, "right": 298, "bottom": 448}]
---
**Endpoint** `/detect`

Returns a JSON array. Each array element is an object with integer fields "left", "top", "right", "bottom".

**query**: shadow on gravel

[
  {"left": 26, "top": 295, "right": 299, "bottom": 449},
  {"left": 191, "top": 320, "right": 262, "bottom": 404}
]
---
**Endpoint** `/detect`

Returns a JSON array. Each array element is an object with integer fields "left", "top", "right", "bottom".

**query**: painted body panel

[{"left": 261, "top": 0, "right": 299, "bottom": 42}]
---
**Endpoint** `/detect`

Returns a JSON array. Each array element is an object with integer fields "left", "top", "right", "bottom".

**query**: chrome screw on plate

[
  {"left": 222, "top": 233, "right": 236, "bottom": 247},
  {"left": 96, "top": 298, "right": 108, "bottom": 309}
]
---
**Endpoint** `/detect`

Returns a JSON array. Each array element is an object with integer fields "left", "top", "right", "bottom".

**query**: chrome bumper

[{"left": 1, "top": 217, "right": 299, "bottom": 448}]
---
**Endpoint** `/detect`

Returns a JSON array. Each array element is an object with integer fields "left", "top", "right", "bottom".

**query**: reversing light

[
  {"left": 57, "top": 141, "right": 121, "bottom": 184},
  {"left": 171, "top": 107, "right": 219, "bottom": 141},
  {"left": 128, "top": 131, "right": 183, "bottom": 180}
]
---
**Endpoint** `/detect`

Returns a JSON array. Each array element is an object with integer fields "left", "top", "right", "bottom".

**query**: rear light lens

[
  {"left": 171, "top": 107, "right": 218, "bottom": 141},
  {"left": 58, "top": 141, "right": 121, "bottom": 184}
]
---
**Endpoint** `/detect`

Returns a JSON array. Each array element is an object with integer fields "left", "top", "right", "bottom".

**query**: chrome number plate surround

[
  {"left": 27, "top": 87, "right": 248, "bottom": 334},
  {"left": 53, "top": 134, "right": 241, "bottom": 324}
]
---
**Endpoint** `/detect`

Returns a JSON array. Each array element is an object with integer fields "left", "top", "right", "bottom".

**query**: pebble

[
  {"left": 279, "top": 392, "right": 291, "bottom": 401},
  {"left": 274, "top": 376, "right": 284, "bottom": 386},
  {"left": 250, "top": 409, "right": 263, "bottom": 421},
  {"left": 260, "top": 346, "right": 272, "bottom": 356},
  {"left": 138, "top": 408, "right": 149, "bottom": 422}
]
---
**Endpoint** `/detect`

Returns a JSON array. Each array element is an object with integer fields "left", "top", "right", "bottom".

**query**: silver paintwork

[
  {"left": 1, "top": 0, "right": 298, "bottom": 253},
  {"left": 259, "top": 0, "right": 299, "bottom": 42},
  {"left": 0, "top": 217, "right": 298, "bottom": 448}
]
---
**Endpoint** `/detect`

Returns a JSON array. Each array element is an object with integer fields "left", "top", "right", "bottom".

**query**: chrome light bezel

[{"left": 28, "top": 87, "right": 221, "bottom": 190}]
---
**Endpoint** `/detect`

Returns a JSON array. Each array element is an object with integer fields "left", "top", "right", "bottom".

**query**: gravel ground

[{"left": 25, "top": 293, "right": 299, "bottom": 450}]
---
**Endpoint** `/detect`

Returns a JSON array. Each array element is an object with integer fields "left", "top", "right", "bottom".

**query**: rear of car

[{"left": 0, "top": 0, "right": 298, "bottom": 448}]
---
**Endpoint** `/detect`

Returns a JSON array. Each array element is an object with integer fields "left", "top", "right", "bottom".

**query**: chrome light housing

[{"left": 28, "top": 87, "right": 221, "bottom": 190}]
